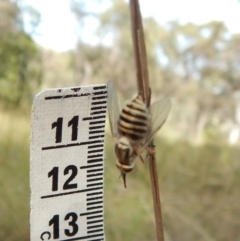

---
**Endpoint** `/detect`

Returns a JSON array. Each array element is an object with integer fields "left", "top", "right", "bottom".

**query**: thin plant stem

[
  {"left": 147, "top": 143, "right": 165, "bottom": 241},
  {"left": 129, "top": 1, "right": 165, "bottom": 241},
  {"left": 130, "top": 0, "right": 150, "bottom": 103}
]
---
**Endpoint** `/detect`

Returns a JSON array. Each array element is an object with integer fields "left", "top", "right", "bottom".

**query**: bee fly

[{"left": 107, "top": 81, "right": 171, "bottom": 188}]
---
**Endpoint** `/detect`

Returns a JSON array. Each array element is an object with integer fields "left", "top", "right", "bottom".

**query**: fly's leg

[
  {"left": 146, "top": 143, "right": 155, "bottom": 156},
  {"left": 135, "top": 146, "right": 145, "bottom": 163},
  {"left": 139, "top": 155, "right": 145, "bottom": 163}
]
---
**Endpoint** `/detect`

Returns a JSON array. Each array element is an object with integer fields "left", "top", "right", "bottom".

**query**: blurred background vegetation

[{"left": 0, "top": 0, "right": 240, "bottom": 240}]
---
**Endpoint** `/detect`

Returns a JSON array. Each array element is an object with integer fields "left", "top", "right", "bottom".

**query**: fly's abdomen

[{"left": 118, "top": 95, "right": 149, "bottom": 141}]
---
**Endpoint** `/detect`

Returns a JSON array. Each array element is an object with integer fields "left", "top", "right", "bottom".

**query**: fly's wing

[
  {"left": 138, "top": 98, "right": 171, "bottom": 153},
  {"left": 107, "top": 81, "right": 121, "bottom": 139}
]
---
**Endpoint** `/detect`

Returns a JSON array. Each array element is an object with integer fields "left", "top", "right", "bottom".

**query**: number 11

[{"left": 52, "top": 116, "right": 79, "bottom": 143}]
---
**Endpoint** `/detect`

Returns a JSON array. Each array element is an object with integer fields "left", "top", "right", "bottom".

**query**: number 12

[{"left": 48, "top": 165, "right": 78, "bottom": 191}]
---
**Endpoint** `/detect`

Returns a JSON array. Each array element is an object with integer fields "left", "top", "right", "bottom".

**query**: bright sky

[{"left": 23, "top": 0, "right": 240, "bottom": 52}]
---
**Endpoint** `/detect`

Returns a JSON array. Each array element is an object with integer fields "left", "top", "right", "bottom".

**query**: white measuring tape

[{"left": 30, "top": 85, "right": 107, "bottom": 241}]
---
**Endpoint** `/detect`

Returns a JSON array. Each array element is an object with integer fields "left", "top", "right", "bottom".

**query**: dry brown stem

[{"left": 129, "top": 1, "right": 165, "bottom": 240}]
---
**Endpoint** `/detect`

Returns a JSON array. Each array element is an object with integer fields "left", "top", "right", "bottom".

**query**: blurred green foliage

[
  {"left": 0, "top": 0, "right": 42, "bottom": 109},
  {"left": 0, "top": 112, "right": 30, "bottom": 241},
  {"left": 1, "top": 114, "right": 240, "bottom": 241}
]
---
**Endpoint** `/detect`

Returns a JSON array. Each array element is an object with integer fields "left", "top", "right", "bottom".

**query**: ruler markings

[
  {"left": 87, "top": 218, "right": 103, "bottom": 223},
  {"left": 87, "top": 90, "right": 106, "bottom": 241},
  {"left": 87, "top": 156, "right": 103, "bottom": 160},
  {"left": 88, "top": 144, "right": 104, "bottom": 149},
  {"left": 45, "top": 93, "right": 91, "bottom": 100},
  {"left": 83, "top": 116, "right": 106, "bottom": 121},
  {"left": 89, "top": 125, "right": 105, "bottom": 130},
  {"left": 93, "top": 86, "right": 106, "bottom": 90},
  {"left": 87, "top": 159, "right": 103, "bottom": 164},
  {"left": 89, "top": 132, "right": 105, "bottom": 136},
  {"left": 41, "top": 186, "right": 103, "bottom": 199},
  {"left": 87, "top": 229, "right": 104, "bottom": 234},
  {"left": 87, "top": 155, "right": 103, "bottom": 161},
  {"left": 89, "top": 121, "right": 106, "bottom": 125},
  {"left": 89, "top": 120, "right": 105, "bottom": 124},
  {"left": 86, "top": 217, "right": 104, "bottom": 221},
  {"left": 90, "top": 110, "right": 107, "bottom": 115},
  {"left": 59, "top": 233, "right": 104, "bottom": 241},
  {"left": 80, "top": 163, "right": 103, "bottom": 169},
  {"left": 42, "top": 140, "right": 103, "bottom": 150},
  {"left": 92, "top": 96, "right": 107, "bottom": 100},
  {"left": 87, "top": 183, "right": 103, "bottom": 188},
  {"left": 91, "top": 105, "right": 107, "bottom": 111},
  {"left": 89, "top": 130, "right": 105, "bottom": 135},
  {"left": 91, "top": 106, "right": 107, "bottom": 111},
  {"left": 87, "top": 173, "right": 103, "bottom": 179},
  {"left": 87, "top": 216, "right": 103, "bottom": 220},
  {"left": 87, "top": 168, "right": 104, "bottom": 173},
  {"left": 87, "top": 201, "right": 103, "bottom": 206},
  {"left": 86, "top": 177, "right": 103, "bottom": 182},
  {"left": 88, "top": 239, "right": 104, "bottom": 241},
  {"left": 86, "top": 198, "right": 103, "bottom": 203},
  {"left": 87, "top": 225, "right": 103, "bottom": 230},
  {"left": 88, "top": 154, "right": 102, "bottom": 158},
  {"left": 92, "top": 91, "right": 107, "bottom": 95},
  {"left": 87, "top": 160, "right": 103, "bottom": 165},
  {"left": 86, "top": 180, "right": 103, "bottom": 185},
  {"left": 87, "top": 224, "right": 103, "bottom": 229},
  {"left": 88, "top": 149, "right": 104, "bottom": 153},
  {"left": 87, "top": 217, "right": 103, "bottom": 222},
  {"left": 88, "top": 136, "right": 104, "bottom": 140},
  {"left": 86, "top": 196, "right": 103, "bottom": 201},
  {"left": 88, "top": 156, "right": 103, "bottom": 160},
  {"left": 88, "top": 135, "right": 105, "bottom": 140},
  {"left": 80, "top": 210, "right": 103, "bottom": 217},
  {"left": 87, "top": 178, "right": 103, "bottom": 183},
  {"left": 86, "top": 191, "right": 103, "bottom": 196},
  {"left": 91, "top": 101, "right": 107, "bottom": 106},
  {"left": 87, "top": 205, "right": 103, "bottom": 210},
  {"left": 44, "top": 90, "right": 107, "bottom": 100},
  {"left": 85, "top": 176, "right": 103, "bottom": 182},
  {"left": 87, "top": 196, "right": 103, "bottom": 201},
  {"left": 87, "top": 219, "right": 104, "bottom": 224}
]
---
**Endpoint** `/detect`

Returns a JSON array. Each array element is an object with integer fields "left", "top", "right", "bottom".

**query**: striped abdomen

[{"left": 118, "top": 95, "right": 150, "bottom": 142}]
